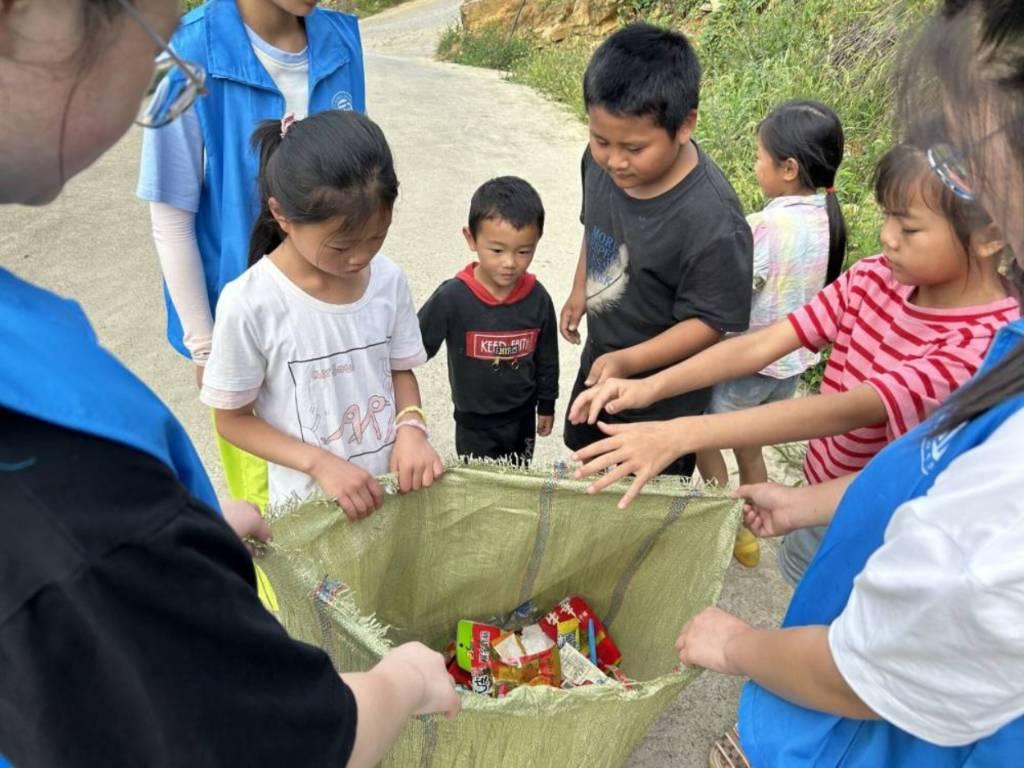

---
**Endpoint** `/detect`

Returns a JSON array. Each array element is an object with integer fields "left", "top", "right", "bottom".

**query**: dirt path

[{"left": 0, "top": 3, "right": 792, "bottom": 764}]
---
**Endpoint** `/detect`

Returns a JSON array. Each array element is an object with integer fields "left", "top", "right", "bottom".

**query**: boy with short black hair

[
  {"left": 419, "top": 176, "right": 559, "bottom": 465},
  {"left": 561, "top": 22, "right": 753, "bottom": 476}
]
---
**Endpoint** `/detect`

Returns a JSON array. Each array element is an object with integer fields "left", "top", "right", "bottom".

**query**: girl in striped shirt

[{"left": 568, "top": 142, "right": 1019, "bottom": 584}]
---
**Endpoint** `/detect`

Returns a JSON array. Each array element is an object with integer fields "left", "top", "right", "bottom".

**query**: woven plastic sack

[{"left": 258, "top": 463, "right": 740, "bottom": 767}]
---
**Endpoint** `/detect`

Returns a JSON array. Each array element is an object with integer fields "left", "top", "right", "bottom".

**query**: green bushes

[{"left": 439, "top": 0, "right": 932, "bottom": 264}]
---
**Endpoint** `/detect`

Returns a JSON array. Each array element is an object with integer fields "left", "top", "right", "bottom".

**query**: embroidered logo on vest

[
  {"left": 332, "top": 91, "right": 354, "bottom": 111},
  {"left": 920, "top": 423, "right": 966, "bottom": 475}
]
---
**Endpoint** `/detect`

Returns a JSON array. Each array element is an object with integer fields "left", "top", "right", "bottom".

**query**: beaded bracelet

[{"left": 396, "top": 419, "right": 430, "bottom": 440}]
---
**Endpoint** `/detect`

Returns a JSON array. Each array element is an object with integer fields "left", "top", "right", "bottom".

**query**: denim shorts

[{"left": 708, "top": 372, "right": 801, "bottom": 414}]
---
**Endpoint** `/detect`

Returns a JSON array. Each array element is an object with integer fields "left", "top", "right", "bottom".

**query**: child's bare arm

[
  {"left": 585, "top": 317, "right": 722, "bottom": 385},
  {"left": 559, "top": 238, "right": 587, "bottom": 344},
  {"left": 214, "top": 406, "right": 382, "bottom": 518},
  {"left": 390, "top": 370, "right": 443, "bottom": 492},
  {"left": 571, "top": 317, "right": 803, "bottom": 425},
  {"left": 573, "top": 384, "right": 887, "bottom": 507}
]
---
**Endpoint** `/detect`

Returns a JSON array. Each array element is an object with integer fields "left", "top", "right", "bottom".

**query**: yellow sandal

[{"left": 733, "top": 526, "right": 761, "bottom": 568}]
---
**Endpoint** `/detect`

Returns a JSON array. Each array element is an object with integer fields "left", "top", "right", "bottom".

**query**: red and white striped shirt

[{"left": 789, "top": 255, "right": 1019, "bottom": 484}]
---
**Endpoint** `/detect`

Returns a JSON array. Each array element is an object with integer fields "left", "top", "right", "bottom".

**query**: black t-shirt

[
  {"left": 579, "top": 144, "right": 753, "bottom": 419},
  {"left": 418, "top": 273, "right": 559, "bottom": 427},
  {"left": 0, "top": 407, "right": 357, "bottom": 768}
]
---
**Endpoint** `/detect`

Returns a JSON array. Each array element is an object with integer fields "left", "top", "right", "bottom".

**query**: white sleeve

[
  {"left": 150, "top": 203, "right": 214, "bottom": 363},
  {"left": 829, "top": 408, "right": 1024, "bottom": 746},
  {"left": 200, "top": 283, "right": 267, "bottom": 410},
  {"left": 390, "top": 271, "right": 427, "bottom": 370}
]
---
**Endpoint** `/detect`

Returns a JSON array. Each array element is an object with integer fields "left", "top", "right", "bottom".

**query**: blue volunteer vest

[
  {"left": 739, "top": 318, "right": 1024, "bottom": 766},
  {"left": 0, "top": 269, "right": 217, "bottom": 510},
  {"left": 161, "top": 0, "right": 366, "bottom": 357}
]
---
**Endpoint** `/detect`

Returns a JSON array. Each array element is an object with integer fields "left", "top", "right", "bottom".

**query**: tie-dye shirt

[{"left": 747, "top": 194, "right": 830, "bottom": 379}]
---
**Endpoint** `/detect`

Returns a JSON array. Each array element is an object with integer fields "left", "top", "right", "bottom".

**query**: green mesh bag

[{"left": 258, "top": 463, "right": 740, "bottom": 767}]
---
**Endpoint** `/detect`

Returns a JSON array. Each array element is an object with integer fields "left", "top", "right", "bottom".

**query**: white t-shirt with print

[{"left": 201, "top": 255, "right": 427, "bottom": 505}]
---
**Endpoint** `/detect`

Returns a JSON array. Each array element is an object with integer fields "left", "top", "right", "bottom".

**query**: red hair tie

[{"left": 825, "top": 186, "right": 836, "bottom": 194}]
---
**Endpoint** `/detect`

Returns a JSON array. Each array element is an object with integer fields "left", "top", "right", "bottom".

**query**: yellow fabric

[
  {"left": 258, "top": 463, "right": 740, "bottom": 767},
  {"left": 211, "top": 411, "right": 269, "bottom": 511},
  {"left": 254, "top": 564, "right": 279, "bottom": 613},
  {"left": 210, "top": 411, "right": 273, "bottom": 608}
]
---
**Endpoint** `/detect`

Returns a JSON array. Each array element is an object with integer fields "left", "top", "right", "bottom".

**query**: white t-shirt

[
  {"left": 829, "top": 407, "right": 1024, "bottom": 746},
  {"left": 200, "top": 255, "right": 427, "bottom": 505},
  {"left": 246, "top": 26, "right": 310, "bottom": 118}
]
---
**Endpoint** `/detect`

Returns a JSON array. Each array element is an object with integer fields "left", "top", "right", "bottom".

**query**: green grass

[
  {"left": 439, "top": 0, "right": 932, "bottom": 265},
  {"left": 439, "top": 0, "right": 933, "bottom": 389},
  {"left": 437, "top": 24, "right": 534, "bottom": 72}
]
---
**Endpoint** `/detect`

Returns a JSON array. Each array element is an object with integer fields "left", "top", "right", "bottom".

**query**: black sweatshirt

[
  {"left": 419, "top": 263, "right": 559, "bottom": 428},
  {"left": 0, "top": 408, "right": 357, "bottom": 768}
]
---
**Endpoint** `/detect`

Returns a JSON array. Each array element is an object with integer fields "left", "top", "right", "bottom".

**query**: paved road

[{"left": 0, "top": 2, "right": 791, "bottom": 764}]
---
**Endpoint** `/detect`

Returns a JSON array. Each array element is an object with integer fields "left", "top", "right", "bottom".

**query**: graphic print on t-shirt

[
  {"left": 290, "top": 340, "right": 395, "bottom": 462},
  {"left": 465, "top": 329, "right": 540, "bottom": 361},
  {"left": 585, "top": 225, "right": 629, "bottom": 315}
]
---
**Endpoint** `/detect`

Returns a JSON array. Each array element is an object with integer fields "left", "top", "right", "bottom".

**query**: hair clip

[{"left": 280, "top": 112, "right": 297, "bottom": 139}]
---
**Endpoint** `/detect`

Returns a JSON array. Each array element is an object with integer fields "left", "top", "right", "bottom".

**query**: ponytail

[
  {"left": 758, "top": 100, "right": 847, "bottom": 286},
  {"left": 823, "top": 187, "right": 847, "bottom": 285},
  {"left": 248, "top": 120, "right": 288, "bottom": 267},
  {"left": 246, "top": 110, "right": 399, "bottom": 268}
]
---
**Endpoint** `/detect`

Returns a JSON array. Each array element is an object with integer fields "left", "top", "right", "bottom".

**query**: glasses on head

[
  {"left": 118, "top": 0, "right": 207, "bottom": 128},
  {"left": 927, "top": 143, "right": 974, "bottom": 201},
  {"left": 927, "top": 121, "right": 1016, "bottom": 203}
]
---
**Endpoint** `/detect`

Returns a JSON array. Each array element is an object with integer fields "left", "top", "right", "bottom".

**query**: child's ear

[
  {"left": 971, "top": 223, "right": 1006, "bottom": 261},
  {"left": 462, "top": 226, "right": 478, "bottom": 252},
  {"left": 674, "top": 110, "right": 698, "bottom": 146},
  {"left": 268, "top": 197, "right": 291, "bottom": 235},
  {"left": 782, "top": 158, "right": 800, "bottom": 183}
]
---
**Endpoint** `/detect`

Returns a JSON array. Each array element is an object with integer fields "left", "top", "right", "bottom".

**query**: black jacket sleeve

[
  {"left": 418, "top": 281, "right": 450, "bottom": 360},
  {"left": 535, "top": 288, "right": 559, "bottom": 416},
  {"left": 0, "top": 410, "right": 357, "bottom": 768}
]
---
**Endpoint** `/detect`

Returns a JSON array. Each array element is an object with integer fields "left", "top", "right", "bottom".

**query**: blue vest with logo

[
  {"left": 739, "top": 318, "right": 1024, "bottom": 766},
  {"left": 0, "top": 272, "right": 218, "bottom": 768},
  {"left": 0, "top": 269, "right": 218, "bottom": 508},
  {"left": 162, "top": 0, "right": 365, "bottom": 357}
]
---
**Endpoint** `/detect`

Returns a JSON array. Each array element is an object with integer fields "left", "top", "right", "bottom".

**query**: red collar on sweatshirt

[{"left": 455, "top": 262, "right": 536, "bottom": 306}]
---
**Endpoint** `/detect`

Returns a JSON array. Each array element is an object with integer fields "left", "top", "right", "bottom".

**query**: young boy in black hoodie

[{"left": 419, "top": 177, "right": 559, "bottom": 465}]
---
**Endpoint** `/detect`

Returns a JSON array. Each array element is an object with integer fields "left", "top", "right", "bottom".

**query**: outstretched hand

[
  {"left": 568, "top": 377, "right": 656, "bottom": 425},
  {"left": 571, "top": 420, "right": 685, "bottom": 509}
]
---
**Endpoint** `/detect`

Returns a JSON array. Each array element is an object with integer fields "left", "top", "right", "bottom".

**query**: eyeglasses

[
  {"left": 927, "top": 122, "right": 1013, "bottom": 203},
  {"left": 118, "top": 0, "right": 207, "bottom": 128}
]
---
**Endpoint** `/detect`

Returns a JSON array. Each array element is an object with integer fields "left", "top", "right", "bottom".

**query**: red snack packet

[{"left": 539, "top": 596, "right": 622, "bottom": 670}]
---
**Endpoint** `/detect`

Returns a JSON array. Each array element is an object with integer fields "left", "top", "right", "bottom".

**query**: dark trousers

[
  {"left": 563, "top": 363, "right": 696, "bottom": 478},
  {"left": 456, "top": 408, "right": 537, "bottom": 466}
]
